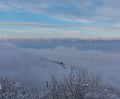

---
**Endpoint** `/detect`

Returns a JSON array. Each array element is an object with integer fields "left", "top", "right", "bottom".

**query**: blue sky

[{"left": 0, "top": 0, "right": 120, "bottom": 40}]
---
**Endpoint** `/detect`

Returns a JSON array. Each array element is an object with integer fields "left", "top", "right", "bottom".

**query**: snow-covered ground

[{"left": 0, "top": 42, "right": 120, "bottom": 88}]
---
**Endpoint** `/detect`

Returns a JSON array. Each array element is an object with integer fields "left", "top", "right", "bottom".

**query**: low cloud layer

[
  {"left": 0, "top": 42, "right": 120, "bottom": 88},
  {"left": 0, "top": 42, "right": 67, "bottom": 87}
]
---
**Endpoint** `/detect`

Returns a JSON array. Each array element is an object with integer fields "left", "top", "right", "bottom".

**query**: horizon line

[{"left": 0, "top": 38, "right": 120, "bottom": 41}]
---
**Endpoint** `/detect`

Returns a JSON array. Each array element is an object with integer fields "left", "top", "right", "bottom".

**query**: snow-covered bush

[
  {"left": 0, "top": 68, "right": 120, "bottom": 99},
  {"left": 0, "top": 77, "right": 41, "bottom": 99},
  {"left": 42, "top": 68, "right": 120, "bottom": 99}
]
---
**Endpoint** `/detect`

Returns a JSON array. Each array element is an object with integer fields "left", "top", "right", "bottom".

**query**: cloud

[
  {"left": 0, "top": 3, "right": 13, "bottom": 11},
  {"left": 0, "top": 21, "right": 120, "bottom": 40},
  {"left": 82, "top": 26, "right": 120, "bottom": 33},
  {"left": 0, "top": 21, "right": 81, "bottom": 28},
  {"left": 0, "top": 0, "right": 120, "bottom": 22},
  {"left": 0, "top": 42, "right": 120, "bottom": 88},
  {"left": 0, "top": 42, "right": 67, "bottom": 87},
  {"left": 1, "top": 21, "right": 120, "bottom": 32},
  {"left": 0, "top": 0, "right": 48, "bottom": 13}
]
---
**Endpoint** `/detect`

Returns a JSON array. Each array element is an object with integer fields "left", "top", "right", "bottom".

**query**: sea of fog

[{"left": 0, "top": 41, "right": 120, "bottom": 88}]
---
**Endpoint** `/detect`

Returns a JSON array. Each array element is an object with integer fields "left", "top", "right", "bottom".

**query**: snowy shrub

[
  {"left": 42, "top": 68, "right": 120, "bottom": 99},
  {"left": 0, "top": 77, "right": 41, "bottom": 99},
  {"left": 0, "top": 68, "right": 120, "bottom": 99}
]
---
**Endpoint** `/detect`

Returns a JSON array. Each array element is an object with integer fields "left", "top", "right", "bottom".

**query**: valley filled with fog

[{"left": 0, "top": 41, "right": 120, "bottom": 88}]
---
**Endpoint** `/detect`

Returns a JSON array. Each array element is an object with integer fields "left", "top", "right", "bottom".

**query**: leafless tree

[
  {"left": 0, "top": 67, "right": 119, "bottom": 99},
  {"left": 42, "top": 67, "right": 120, "bottom": 99}
]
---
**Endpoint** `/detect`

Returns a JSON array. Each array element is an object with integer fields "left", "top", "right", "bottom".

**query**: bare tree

[
  {"left": 0, "top": 67, "right": 119, "bottom": 99},
  {"left": 42, "top": 67, "right": 120, "bottom": 99}
]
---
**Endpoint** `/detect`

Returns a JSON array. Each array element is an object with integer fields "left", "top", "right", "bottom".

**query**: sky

[{"left": 0, "top": 0, "right": 120, "bottom": 40}]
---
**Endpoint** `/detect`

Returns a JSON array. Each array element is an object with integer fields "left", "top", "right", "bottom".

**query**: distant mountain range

[{"left": 0, "top": 39, "right": 120, "bottom": 51}]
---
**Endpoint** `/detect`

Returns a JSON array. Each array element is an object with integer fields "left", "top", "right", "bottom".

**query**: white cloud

[
  {"left": 0, "top": 42, "right": 120, "bottom": 88},
  {"left": 0, "top": 21, "right": 81, "bottom": 28},
  {"left": 0, "top": 21, "right": 120, "bottom": 32},
  {"left": 0, "top": 21, "right": 120, "bottom": 39},
  {"left": 0, "top": 42, "right": 67, "bottom": 87},
  {"left": 1, "top": 0, "right": 120, "bottom": 22},
  {"left": 0, "top": 3, "right": 13, "bottom": 11}
]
